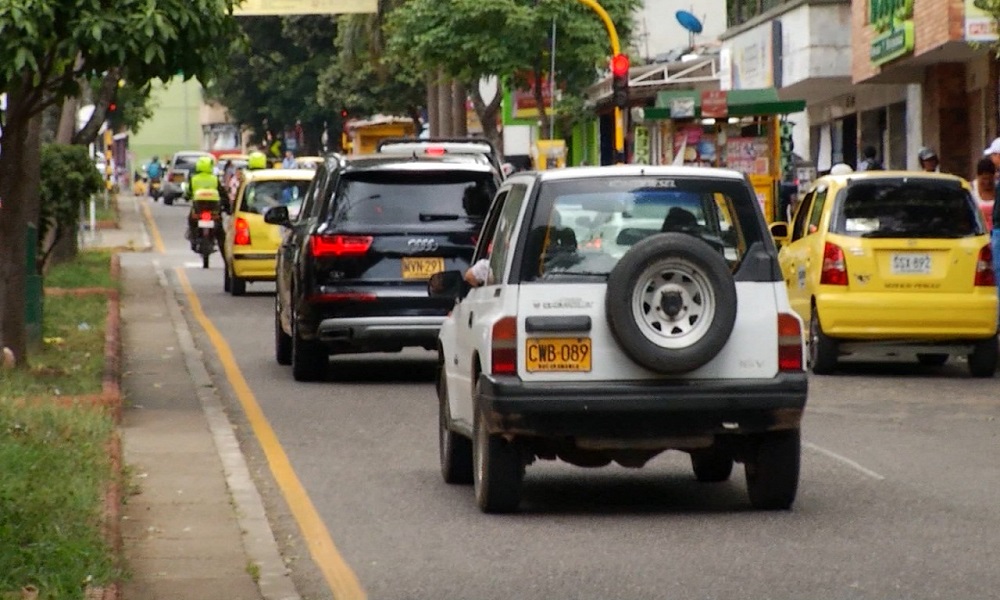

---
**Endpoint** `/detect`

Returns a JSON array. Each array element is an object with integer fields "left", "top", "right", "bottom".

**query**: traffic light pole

[{"left": 576, "top": 0, "right": 625, "bottom": 164}]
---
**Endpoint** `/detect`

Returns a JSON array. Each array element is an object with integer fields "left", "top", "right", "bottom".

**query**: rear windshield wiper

[{"left": 419, "top": 213, "right": 462, "bottom": 222}]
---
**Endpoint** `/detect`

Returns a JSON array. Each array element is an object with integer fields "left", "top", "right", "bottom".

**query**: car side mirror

[
  {"left": 263, "top": 205, "right": 291, "bottom": 226},
  {"left": 428, "top": 270, "right": 468, "bottom": 299},
  {"left": 769, "top": 221, "right": 790, "bottom": 245}
]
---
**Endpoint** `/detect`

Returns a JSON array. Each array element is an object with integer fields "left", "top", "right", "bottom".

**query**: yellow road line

[
  {"left": 175, "top": 268, "right": 366, "bottom": 600},
  {"left": 141, "top": 200, "right": 166, "bottom": 254}
]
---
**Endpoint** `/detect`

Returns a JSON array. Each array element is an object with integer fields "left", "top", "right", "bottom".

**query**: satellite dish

[{"left": 676, "top": 10, "right": 703, "bottom": 34}]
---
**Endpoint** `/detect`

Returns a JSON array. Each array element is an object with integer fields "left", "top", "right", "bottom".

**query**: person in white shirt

[{"left": 464, "top": 257, "right": 490, "bottom": 287}]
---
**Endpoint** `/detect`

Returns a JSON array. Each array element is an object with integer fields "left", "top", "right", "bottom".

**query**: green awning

[{"left": 652, "top": 88, "right": 806, "bottom": 119}]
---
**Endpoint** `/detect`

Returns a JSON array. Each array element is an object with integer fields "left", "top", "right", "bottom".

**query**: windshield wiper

[{"left": 419, "top": 213, "right": 461, "bottom": 222}]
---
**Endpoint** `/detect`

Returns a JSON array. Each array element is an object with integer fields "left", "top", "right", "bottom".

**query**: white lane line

[{"left": 804, "top": 441, "right": 886, "bottom": 481}]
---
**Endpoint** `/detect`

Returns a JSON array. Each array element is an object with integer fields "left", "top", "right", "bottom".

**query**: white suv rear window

[{"left": 519, "top": 177, "right": 760, "bottom": 281}]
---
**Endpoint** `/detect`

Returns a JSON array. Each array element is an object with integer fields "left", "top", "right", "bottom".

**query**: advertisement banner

[
  {"left": 234, "top": 0, "right": 376, "bottom": 16},
  {"left": 966, "top": 0, "right": 998, "bottom": 42}
]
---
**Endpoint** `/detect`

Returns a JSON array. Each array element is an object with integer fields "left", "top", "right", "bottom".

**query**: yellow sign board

[{"left": 234, "top": 0, "right": 376, "bottom": 16}]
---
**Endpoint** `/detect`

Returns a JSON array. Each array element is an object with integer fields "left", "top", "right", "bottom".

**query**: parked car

[
  {"left": 430, "top": 165, "right": 808, "bottom": 513},
  {"left": 161, "top": 150, "right": 213, "bottom": 205},
  {"left": 222, "top": 168, "right": 316, "bottom": 296},
  {"left": 770, "top": 170, "right": 998, "bottom": 376},
  {"left": 266, "top": 152, "right": 501, "bottom": 381}
]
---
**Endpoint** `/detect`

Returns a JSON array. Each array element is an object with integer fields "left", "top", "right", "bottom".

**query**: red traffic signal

[
  {"left": 340, "top": 109, "right": 348, "bottom": 118},
  {"left": 108, "top": 103, "right": 117, "bottom": 112},
  {"left": 610, "top": 53, "right": 629, "bottom": 77}
]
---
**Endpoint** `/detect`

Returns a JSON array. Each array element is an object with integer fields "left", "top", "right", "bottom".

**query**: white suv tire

[{"left": 473, "top": 400, "right": 524, "bottom": 513}]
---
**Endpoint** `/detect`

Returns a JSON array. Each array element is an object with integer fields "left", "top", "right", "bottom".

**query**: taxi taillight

[
  {"left": 234, "top": 217, "right": 251, "bottom": 245},
  {"left": 975, "top": 245, "right": 995, "bottom": 286},
  {"left": 778, "top": 313, "right": 804, "bottom": 372},
  {"left": 491, "top": 317, "right": 517, "bottom": 375},
  {"left": 819, "top": 242, "right": 848, "bottom": 286}
]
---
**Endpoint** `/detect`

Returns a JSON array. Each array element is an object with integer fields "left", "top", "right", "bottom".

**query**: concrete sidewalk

[{"left": 86, "top": 195, "right": 301, "bottom": 599}]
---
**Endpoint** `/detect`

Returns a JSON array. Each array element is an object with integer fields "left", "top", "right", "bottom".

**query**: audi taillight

[
  {"left": 234, "top": 217, "right": 251, "bottom": 245},
  {"left": 490, "top": 317, "right": 518, "bottom": 375},
  {"left": 820, "top": 242, "right": 848, "bottom": 286},
  {"left": 199, "top": 210, "right": 212, "bottom": 221},
  {"left": 975, "top": 245, "right": 995, "bottom": 286},
  {"left": 310, "top": 234, "right": 373, "bottom": 258},
  {"left": 778, "top": 313, "right": 804, "bottom": 372}
]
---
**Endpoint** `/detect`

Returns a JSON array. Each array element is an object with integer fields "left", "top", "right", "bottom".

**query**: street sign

[
  {"left": 234, "top": 0, "right": 376, "bottom": 16},
  {"left": 701, "top": 90, "right": 728, "bottom": 118}
]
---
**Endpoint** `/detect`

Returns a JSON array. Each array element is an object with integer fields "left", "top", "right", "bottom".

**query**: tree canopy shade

[
  {"left": 384, "top": 0, "right": 640, "bottom": 144},
  {"left": 203, "top": 15, "right": 340, "bottom": 153},
  {"left": 0, "top": 0, "right": 240, "bottom": 366}
]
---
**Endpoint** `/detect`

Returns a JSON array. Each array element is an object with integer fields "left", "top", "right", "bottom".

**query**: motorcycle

[
  {"left": 149, "top": 176, "right": 162, "bottom": 201},
  {"left": 190, "top": 189, "right": 222, "bottom": 269}
]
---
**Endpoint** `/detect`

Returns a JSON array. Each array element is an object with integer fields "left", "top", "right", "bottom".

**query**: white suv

[{"left": 429, "top": 166, "right": 809, "bottom": 513}]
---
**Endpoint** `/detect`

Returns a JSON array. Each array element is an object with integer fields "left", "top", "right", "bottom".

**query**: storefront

[{"left": 638, "top": 88, "right": 805, "bottom": 222}]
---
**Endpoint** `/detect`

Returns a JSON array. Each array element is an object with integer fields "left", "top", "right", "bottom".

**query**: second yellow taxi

[
  {"left": 769, "top": 170, "right": 997, "bottom": 376},
  {"left": 223, "top": 168, "right": 315, "bottom": 295}
]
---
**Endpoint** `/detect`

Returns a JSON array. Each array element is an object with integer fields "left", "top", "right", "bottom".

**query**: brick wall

[
  {"left": 925, "top": 64, "right": 970, "bottom": 176},
  {"left": 852, "top": 0, "right": 964, "bottom": 83}
]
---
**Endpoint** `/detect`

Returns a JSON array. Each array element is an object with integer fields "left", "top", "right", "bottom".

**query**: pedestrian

[
  {"left": 971, "top": 157, "right": 996, "bottom": 230},
  {"left": 918, "top": 147, "right": 940, "bottom": 172},
  {"left": 857, "top": 146, "right": 883, "bottom": 171},
  {"left": 281, "top": 150, "right": 296, "bottom": 169},
  {"left": 984, "top": 137, "right": 1000, "bottom": 177}
]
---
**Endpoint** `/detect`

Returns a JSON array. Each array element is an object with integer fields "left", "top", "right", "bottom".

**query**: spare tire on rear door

[{"left": 605, "top": 232, "right": 737, "bottom": 374}]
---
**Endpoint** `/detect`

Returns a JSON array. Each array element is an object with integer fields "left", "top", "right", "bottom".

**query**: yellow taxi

[
  {"left": 769, "top": 170, "right": 998, "bottom": 376},
  {"left": 222, "top": 168, "right": 316, "bottom": 296}
]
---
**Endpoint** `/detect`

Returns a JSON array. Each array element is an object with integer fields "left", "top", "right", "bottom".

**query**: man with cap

[{"left": 985, "top": 137, "right": 1000, "bottom": 172}]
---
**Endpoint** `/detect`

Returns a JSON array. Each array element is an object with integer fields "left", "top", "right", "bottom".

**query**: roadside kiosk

[{"left": 638, "top": 88, "right": 805, "bottom": 224}]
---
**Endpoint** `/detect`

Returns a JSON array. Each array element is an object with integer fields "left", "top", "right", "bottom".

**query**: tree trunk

[
  {"left": 437, "top": 70, "right": 452, "bottom": 137},
  {"left": 470, "top": 86, "right": 503, "bottom": 157},
  {"left": 451, "top": 81, "right": 467, "bottom": 137},
  {"left": 56, "top": 97, "right": 78, "bottom": 144},
  {"left": 426, "top": 77, "right": 439, "bottom": 137},
  {"left": 0, "top": 83, "right": 36, "bottom": 367},
  {"left": 73, "top": 68, "right": 119, "bottom": 145}
]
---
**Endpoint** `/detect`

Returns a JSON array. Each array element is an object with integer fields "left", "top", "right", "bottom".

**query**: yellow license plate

[
  {"left": 525, "top": 338, "right": 592, "bottom": 372},
  {"left": 402, "top": 257, "right": 444, "bottom": 280}
]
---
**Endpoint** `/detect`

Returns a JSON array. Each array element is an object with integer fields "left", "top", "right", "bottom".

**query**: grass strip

[
  {"left": 0, "top": 399, "right": 118, "bottom": 598},
  {"left": 44, "top": 250, "right": 116, "bottom": 290},
  {"left": 0, "top": 294, "right": 107, "bottom": 398}
]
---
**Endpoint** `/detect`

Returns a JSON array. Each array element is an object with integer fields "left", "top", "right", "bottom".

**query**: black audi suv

[{"left": 266, "top": 152, "right": 501, "bottom": 381}]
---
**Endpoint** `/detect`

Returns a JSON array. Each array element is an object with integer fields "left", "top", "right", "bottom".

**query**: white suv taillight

[
  {"left": 778, "top": 313, "right": 803, "bottom": 372},
  {"left": 975, "top": 244, "right": 995, "bottom": 287},
  {"left": 490, "top": 317, "right": 517, "bottom": 375},
  {"left": 820, "top": 242, "right": 848, "bottom": 286}
]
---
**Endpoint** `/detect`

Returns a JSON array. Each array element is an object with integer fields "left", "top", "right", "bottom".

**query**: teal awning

[{"left": 652, "top": 88, "right": 806, "bottom": 119}]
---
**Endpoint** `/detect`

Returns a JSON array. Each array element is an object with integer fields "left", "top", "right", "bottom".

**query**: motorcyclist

[
  {"left": 185, "top": 156, "right": 225, "bottom": 251},
  {"left": 146, "top": 156, "right": 163, "bottom": 199}
]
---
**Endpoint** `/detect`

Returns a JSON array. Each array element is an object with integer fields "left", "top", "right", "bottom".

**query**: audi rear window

[
  {"left": 832, "top": 181, "right": 983, "bottom": 238},
  {"left": 328, "top": 171, "right": 496, "bottom": 227}
]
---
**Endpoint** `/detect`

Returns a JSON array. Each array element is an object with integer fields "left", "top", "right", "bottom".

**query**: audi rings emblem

[{"left": 407, "top": 238, "right": 439, "bottom": 252}]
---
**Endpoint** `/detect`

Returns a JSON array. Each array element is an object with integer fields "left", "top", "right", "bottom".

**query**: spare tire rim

[{"left": 631, "top": 258, "right": 716, "bottom": 349}]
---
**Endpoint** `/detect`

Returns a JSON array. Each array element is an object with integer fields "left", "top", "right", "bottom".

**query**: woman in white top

[{"left": 971, "top": 157, "right": 997, "bottom": 231}]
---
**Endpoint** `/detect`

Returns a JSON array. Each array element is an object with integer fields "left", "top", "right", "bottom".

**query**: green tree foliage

[
  {"left": 385, "top": 0, "right": 641, "bottom": 142},
  {"left": 203, "top": 15, "right": 338, "bottom": 153},
  {"left": 37, "top": 144, "right": 105, "bottom": 272},
  {"left": 0, "top": 0, "right": 239, "bottom": 366},
  {"left": 317, "top": 8, "right": 426, "bottom": 136}
]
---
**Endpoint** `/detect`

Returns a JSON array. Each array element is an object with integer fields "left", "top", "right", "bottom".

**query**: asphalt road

[{"left": 146, "top": 198, "right": 1000, "bottom": 600}]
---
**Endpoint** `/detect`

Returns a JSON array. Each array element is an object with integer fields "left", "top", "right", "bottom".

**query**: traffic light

[{"left": 610, "top": 53, "right": 629, "bottom": 109}]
